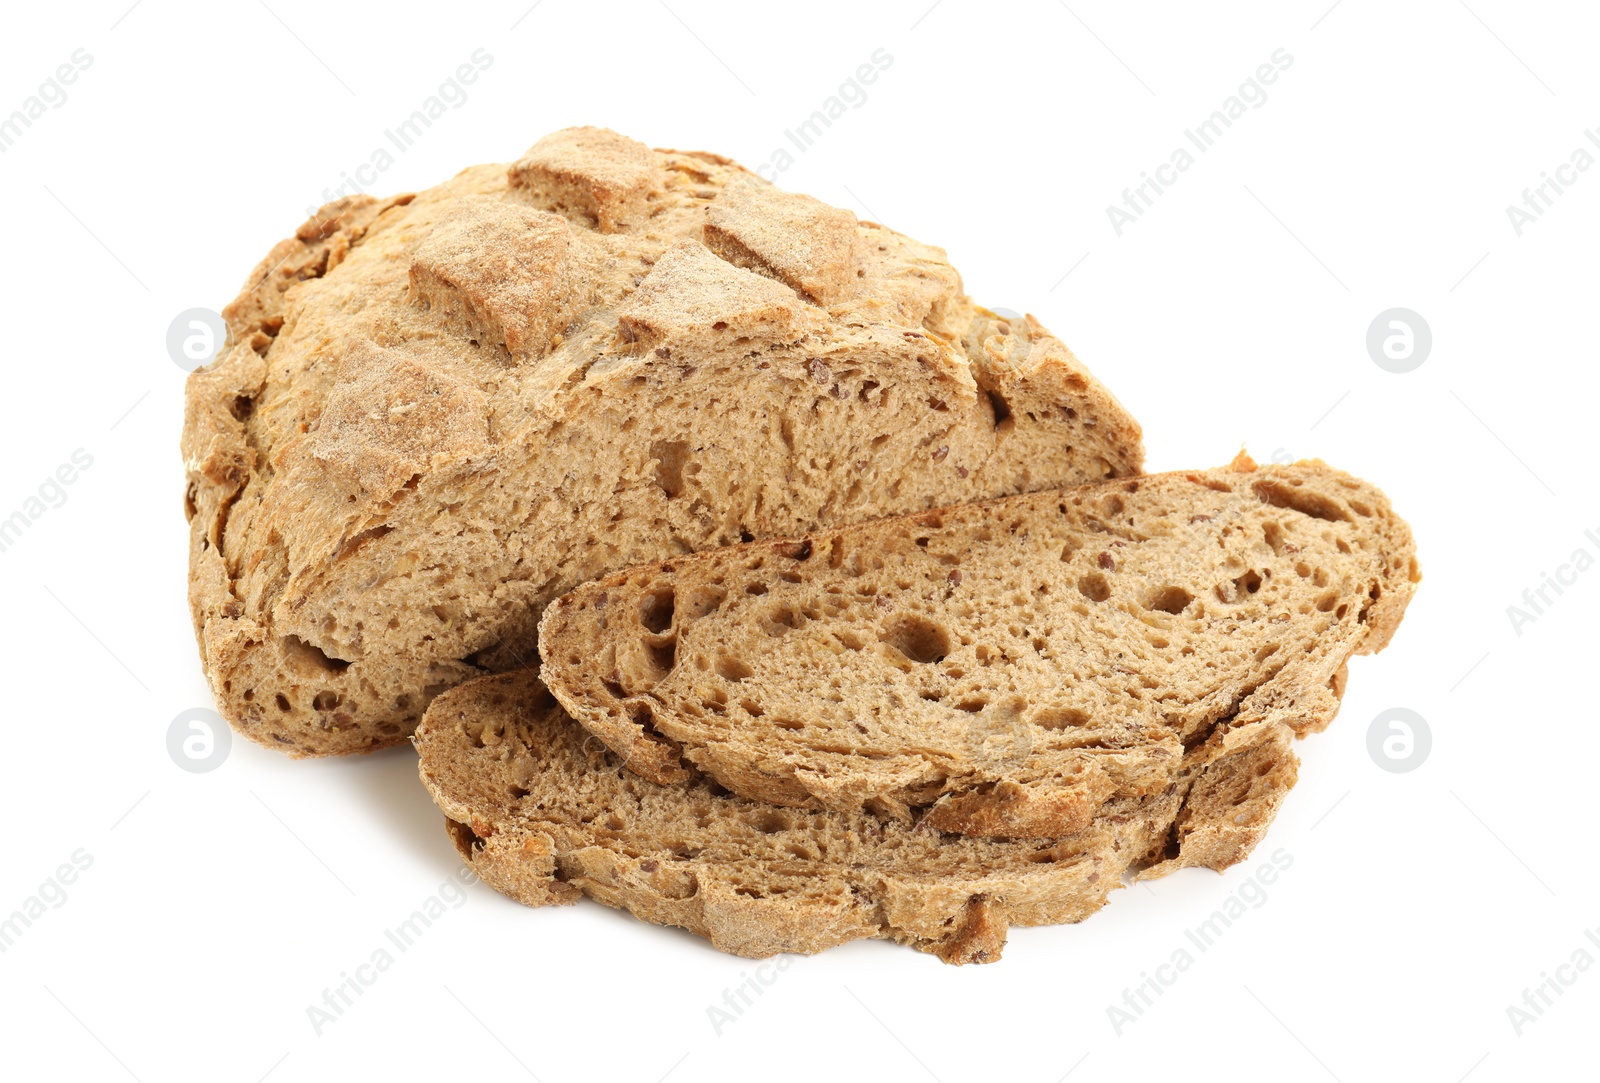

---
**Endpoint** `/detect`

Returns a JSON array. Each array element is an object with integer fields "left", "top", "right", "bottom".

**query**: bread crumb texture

[
  {"left": 415, "top": 668, "right": 1178, "bottom": 963},
  {"left": 418, "top": 458, "right": 1415, "bottom": 964},
  {"left": 539, "top": 458, "right": 1418, "bottom": 839},
  {"left": 183, "top": 127, "right": 1144, "bottom": 756}
]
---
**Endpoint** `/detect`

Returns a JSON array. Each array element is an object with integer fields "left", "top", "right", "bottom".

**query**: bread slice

[
  {"left": 538, "top": 455, "right": 1418, "bottom": 835},
  {"left": 183, "top": 126, "right": 1144, "bottom": 757},
  {"left": 414, "top": 667, "right": 1206, "bottom": 962}
]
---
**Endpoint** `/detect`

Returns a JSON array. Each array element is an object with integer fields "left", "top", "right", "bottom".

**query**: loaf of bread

[
  {"left": 182, "top": 127, "right": 1145, "bottom": 757},
  {"left": 538, "top": 455, "right": 1418, "bottom": 837}
]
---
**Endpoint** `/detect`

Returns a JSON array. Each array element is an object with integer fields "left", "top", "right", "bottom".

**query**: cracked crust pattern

[{"left": 182, "top": 127, "right": 1144, "bottom": 756}]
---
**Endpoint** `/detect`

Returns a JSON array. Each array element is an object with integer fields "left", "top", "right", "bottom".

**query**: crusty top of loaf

[
  {"left": 181, "top": 127, "right": 1145, "bottom": 756},
  {"left": 195, "top": 126, "right": 1052, "bottom": 503}
]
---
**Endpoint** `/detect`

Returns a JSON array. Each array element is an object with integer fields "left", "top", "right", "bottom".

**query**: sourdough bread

[
  {"left": 183, "top": 127, "right": 1145, "bottom": 757},
  {"left": 538, "top": 455, "right": 1418, "bottom": 834},
  {"left": 414, "top": 667, "right": 1197, "bottom": 962}
]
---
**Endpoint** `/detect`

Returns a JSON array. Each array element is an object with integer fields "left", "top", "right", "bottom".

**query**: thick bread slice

[
  {"left": 538, "top": 455, "right": 1418, "bottom": 834},
  {"left": 414, "top": 668, "right": 1193, "bottom": 963},
  {"left": 183, "top": 126, "right": 1144, "bottom": 757}
]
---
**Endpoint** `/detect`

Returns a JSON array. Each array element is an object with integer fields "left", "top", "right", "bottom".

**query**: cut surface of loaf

[
  {"left": 183, "top": 126, "right": 1144, "bottom": 756},
  {"left": 539, "top": 455, "right": 1418, "bottom": 836},
  {"left": 414, "top": 668, "right": 1201, "bottom": 963}
]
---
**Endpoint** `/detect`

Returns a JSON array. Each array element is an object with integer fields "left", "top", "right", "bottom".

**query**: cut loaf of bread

[
  {"left": 413, "top": 667, "right": 1217, "bottom": 962},
  {"left": 183, "top": 126, "right": 1144, "bottom": 757},
  {"left": 539, "top": 455, "right": 1418, "bottom": 836}
]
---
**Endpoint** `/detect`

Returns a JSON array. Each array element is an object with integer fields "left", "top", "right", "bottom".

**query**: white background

[{"left": 0, "top": 1, "right": 1594, "bottom": 1080}]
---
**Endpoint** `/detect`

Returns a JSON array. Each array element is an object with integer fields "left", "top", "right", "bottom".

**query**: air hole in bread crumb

[
  {"left": 768, "top": 604, "right": 805, "bottom": 632},
  {"left": 446, "top": 818, "right": 486, "bottom": 855},
  {"left": 650, "top": 440, "right": 690, "bottom": 498},
  {"left": 880, "top": 614, "right": 952, "bottom": 664},
  {"left": 1033, "top": 707, "right": 1090, "bottom": 730},
  {"left": 683, "top": 584, "right": 726, "bottom": 619},
  {"left": 1216, "top": 571, "right": 1263, "bottom": 603},
  {"left": 648, "top": 640, "right": 677, "bottom": 675},
  {"left": 986, "top": 388, "right": 1013, "bottom": 435},
  {"left": 781, "top": 539, "right": 813, "bottom": 562},
  {"left": 639, "top": 588, "right": 676, "bottom": 633},
  {"left": 312, "top": 691, "right": 342, "bottom": 712},
  {"left": 1253, "top": 479, "right": 1350, "bottom": 522},
  {"left": 715, "top": 655, "right": 753, "bottom": 682},
  {"left": 281, "top": 635, "right": 351, "bottom": 676},
  {"left": 1077, "top": 573, "right": 1111, "bottom": 602},
  {"left": 1145, "top": 586, "right": 1194, "bottom": 614},
  {"left": 751, "top": 810, "right": 790, "bottom": 833},
  {"left": 275, "top": 693, "right": 291, "bottom": 712}
]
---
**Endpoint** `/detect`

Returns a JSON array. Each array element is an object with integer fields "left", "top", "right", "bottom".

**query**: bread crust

[{"left": 183, "top": 128, "right": 1144, "bottom": 757}]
